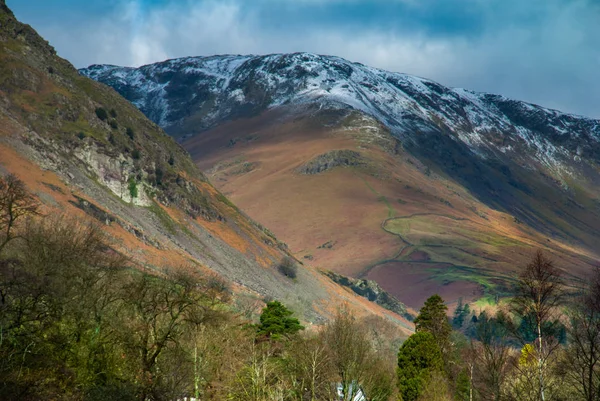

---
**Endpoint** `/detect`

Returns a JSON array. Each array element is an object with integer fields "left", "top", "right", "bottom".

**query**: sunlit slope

[{"left": 185, "top": 107, "right": 598, "bottom": 309}]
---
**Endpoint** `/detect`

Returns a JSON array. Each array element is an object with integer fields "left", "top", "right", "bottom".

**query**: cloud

[{"left": 10, "top": 0, "right": 600, "bottom": 118}]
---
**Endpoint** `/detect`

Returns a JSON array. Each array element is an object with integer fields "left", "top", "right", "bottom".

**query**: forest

[{"left": 1, "top": 172, "right": 600, "bottom": 401}]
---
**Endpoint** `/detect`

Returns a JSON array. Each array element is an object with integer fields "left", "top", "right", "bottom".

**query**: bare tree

[
  {"left": 321, "top": 307, "right": 396, "bottom": 401},
  {"left": 322, "top": 307, "right": 372, "bottom": 400},
  {"left": 563, "top": 267, "right": 600, "bottom": 401},
  {"left": 285, "top": 335, "right": 336, "bottom": 401},
  {"left": 511, "top": 250, "right": 564, "bottom": 401},
  {"left": 472, "top": 313, "right": 512, "bottom": 401},
  {"left": 0, "top": 174, "right": 39, "bottom": 254}
]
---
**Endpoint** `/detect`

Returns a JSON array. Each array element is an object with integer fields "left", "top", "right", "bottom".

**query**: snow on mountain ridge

[{"left": 80, "top": 53, "right": 600, "bottom": 179}]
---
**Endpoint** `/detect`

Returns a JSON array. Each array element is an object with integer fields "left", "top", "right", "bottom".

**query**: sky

[{"left": 9, "top": 0, "right": 600, "bottom": 118}]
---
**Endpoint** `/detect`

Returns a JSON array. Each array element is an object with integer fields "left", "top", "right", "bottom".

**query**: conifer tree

[
  {"left": 257, "top": 300, "right": 304, "bottom": 339},
  {"left": 397, "top": 331, "right": 443, "bottom": 401},
  {"left": 415, "top": 294, "right": 452, "bottom": 357}
]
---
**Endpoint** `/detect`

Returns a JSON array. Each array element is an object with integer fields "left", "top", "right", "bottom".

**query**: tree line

[
  {"left": 2, "top": 173, "right": 600, "bottom": 400},
  {"left": 397, "top": 250, "right": 600, "bottom": 401}
]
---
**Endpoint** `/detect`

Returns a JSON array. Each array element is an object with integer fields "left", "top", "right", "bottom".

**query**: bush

[
  {"left": 168, "top": 154, "right": 175, "bottom": 166},
  {"left": 131, "top": 149, "right": 141, "bottom": 160},
  {"left": 128, "top": 177, "right": 138, "bottom": 199},
  {"left": 126, "top": 127, "right": 135, "bottom": 140},
  {"left": 77, "top": 132, "right": 86, "bottom": 140},
  {"left": 155, "top": 167, "right": 164, "bottom": 186},
  {"left": 109, "top": 119, "right": 118, "bottom": 129},
  {"left": 95, "top": 107, "right": 108, "bottom": 121},
  {"left": 108, "top": 133, "right": 116, "bottom": 145},
  {"left": 277, "top": 256, "right": 298, "bottom": 279},
  {"left": 109, "top": 108, "right": 117, "bottom": 118}
]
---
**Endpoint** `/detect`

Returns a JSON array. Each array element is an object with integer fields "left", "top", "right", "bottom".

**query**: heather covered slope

[
  {"left": 184, "top": 107, "right": 598, "bottom": 309},
  {"left": 82, "top": 53, "right": 600, "bottom": 309},
  {"left": 0, "top": 2, "right": 411, "bottom": 329}
]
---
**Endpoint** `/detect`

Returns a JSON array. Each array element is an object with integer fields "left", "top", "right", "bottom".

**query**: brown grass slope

[
  {"left": 0, "top": 1, "right": 412, "bottom": 332},
  {"left": 184, "top": 106, "right": 600, "bottom": 310}
]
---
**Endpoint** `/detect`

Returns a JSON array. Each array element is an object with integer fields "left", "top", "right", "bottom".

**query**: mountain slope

[
  {"left": 0, "top": 2, "right": 412, "bottom": 329},
  {"left": 81, "top": 54, "right": 600, "bottom": 309}
]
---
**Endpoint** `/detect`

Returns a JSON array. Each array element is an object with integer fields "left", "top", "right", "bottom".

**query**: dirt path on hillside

[{"left": 357, "top": 212, "right": 499, "bottom": 279}]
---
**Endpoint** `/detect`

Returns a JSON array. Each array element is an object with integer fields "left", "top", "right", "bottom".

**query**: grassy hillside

[
  {"left": 185, "top": 107, "right": 598, "bottom": 310},
  {"left": 0, "top": 0, "right": 413, "bottom": 330}
]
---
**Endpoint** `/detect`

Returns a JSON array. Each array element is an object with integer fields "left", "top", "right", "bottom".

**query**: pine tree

[
  {"left": 397, "top": 331, "right": 443, "bottom": 401},
  {"left": 257, "top": 301, "right": 304, "bottom": 339},
  {"left": 453, "top": 298, "right": 465, "bottom": 329},
  {"left": 414, "top": 294, "right": 452, "bottom": 357}
]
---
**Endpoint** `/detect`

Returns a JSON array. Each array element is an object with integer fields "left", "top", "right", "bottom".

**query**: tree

[
  {"left": 256, "top": 300, "right": 303, "bottom": 339},
  {"left": 397, "top": 331, "right": 443, "bottom": 401},
  {"left": 453, "top": 298, "right": 471, "bottom": 330},
  {"left": 510, "top": 250, "right": 564, "bottom": 401},
  {"left": 472, "top": 312, "right": 511, "bottom": 401},
  {"left": 121, "top": 270, "right": 219, "bottom": 400},
  {"left": 128, "top": 177, "right": 138, "bottom": 200},
  {"left": 283, "top": 335, "right": 336, "bottom": 401},
  {"left": 322, "top": 307, "right": 396, "bottom": 401},
  {"left": 563, "top": 267, "right": 600, "bottom": 401},
  {"left": 414, "top": 294, "right": 452, "bottom": 358},
  {"left": 95, "top": 107, "right": 108, "bottom": 121},
  {"left": 277, "top": 256, "right": 298, "bottom": 279},
  {"left": 0, "top": 216, "right": 128, "bottom": 400},
  {"left": 0, "top": 174, "right": 39, "bottom": 253}
]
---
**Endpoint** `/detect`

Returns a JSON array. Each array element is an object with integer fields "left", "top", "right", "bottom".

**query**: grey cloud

[{"left": 17, "top": 0, "right": 600, "bottom": 118}]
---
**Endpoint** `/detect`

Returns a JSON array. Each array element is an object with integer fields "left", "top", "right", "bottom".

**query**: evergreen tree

[
  {"left": 414, "top": 294, "right": 452, "bottom": 356},
  {"left": 257, "top": 301, "right": 304, "bottom": 339},
  {"left": 453, "top": 298, "right": 465, "bottom": 329},
  {"left": 397, "top": 331, "right": 443, "bottom": 401},
  {"left": 454, "top": 368, "right": 471, "bottom": 401}
]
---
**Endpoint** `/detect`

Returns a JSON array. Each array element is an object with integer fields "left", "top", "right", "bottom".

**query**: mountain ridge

[
  {"left": 81, "top": 52, "right": 600, "bottom": 308},
  {"left": 80, "top": 52, "right": 600, "bottom": 246}
]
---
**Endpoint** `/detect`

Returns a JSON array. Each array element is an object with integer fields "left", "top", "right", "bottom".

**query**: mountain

[
  {"left": 0, "top": 2, "right": 412, "bottom": 330},
  {"left": 81, "top": 54, "right": 600, "bottom": 309}
]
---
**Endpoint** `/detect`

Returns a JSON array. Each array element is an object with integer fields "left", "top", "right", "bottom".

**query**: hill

[
  {"left": 82, "top": 53, "right": 600, "bottom": 309},
  {"left": 0, "top": 1, "right": 410, "bottom": 329}
]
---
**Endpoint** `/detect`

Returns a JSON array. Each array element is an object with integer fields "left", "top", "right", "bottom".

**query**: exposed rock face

[
  {"left": 297, "top": 150, "right": 365, "bottom": 175},
  {"left": 324, "top": 271, "right": 414, "bottom": 321}
]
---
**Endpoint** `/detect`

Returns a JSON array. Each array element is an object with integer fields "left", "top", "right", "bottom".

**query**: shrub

[
  {"left": 168, "top": 154, "right": 175, "bottom": 166},
  {"left": 108, "top": 133, "right": 116, "bottom": 145},
  {"left": 128, "top": 177, "right": 138, "bottom": 199},
  {"left": 109, "top": 108, "right": 117, "bottom": 118},
  {"left": 131, "top": 149, "right": 141, "bottom": 160},
  {"left": 95, "top": 107, "right": 108, "bottom": 121},
  {"left": 155, "top": 167, "right": 164, "bottom": 186},
  {"left": 277, "top": 256, "right": 298, "bottom": 279},
  {"left": 126, "top": 127, "right": 135, "bottom": 140},
  {"left": 109, "top": 120, "right": 118, "bottom": 129},
  {"left": 77, "top": 132, "right": 86, "bottom": 140}
]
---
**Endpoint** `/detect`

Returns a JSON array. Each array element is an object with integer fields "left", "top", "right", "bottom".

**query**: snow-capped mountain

[
  {"left": 81, "top": 53, "right": 599, "bottom": 179},
  {"left": 81, "top": 52, "right": 600, "bottom": 280}
]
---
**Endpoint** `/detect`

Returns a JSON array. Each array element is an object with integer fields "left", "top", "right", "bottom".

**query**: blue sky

[{"left": 10, "top": 0, "right": 600, "bottom": 118}]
